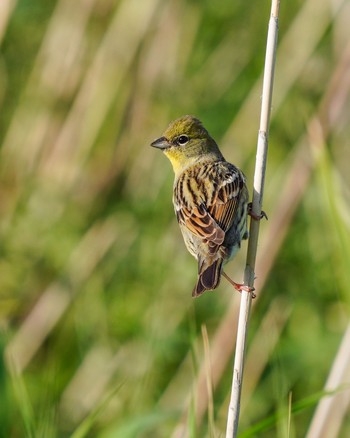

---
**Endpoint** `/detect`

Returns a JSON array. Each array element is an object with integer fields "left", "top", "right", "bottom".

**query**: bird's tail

[{"left": 192, "top": 259, "right": 223, "bottom": 297}]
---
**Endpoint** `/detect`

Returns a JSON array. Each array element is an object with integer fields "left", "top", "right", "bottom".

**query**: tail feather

[{"left": 192, "top": 259, "right": 223, "bottom": 297}]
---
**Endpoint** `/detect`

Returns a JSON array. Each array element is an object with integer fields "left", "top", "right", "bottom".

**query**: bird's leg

[
  {"left": 248, "top": 202, "right": 268, "bottom": 221},
  {"left": 222, "top": 271, "right": 256, "bottom": 298}
]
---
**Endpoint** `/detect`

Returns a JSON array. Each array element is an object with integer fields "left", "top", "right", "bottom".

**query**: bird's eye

[{"left": 177, "top": 135, "right": 189, "bottom": 145}]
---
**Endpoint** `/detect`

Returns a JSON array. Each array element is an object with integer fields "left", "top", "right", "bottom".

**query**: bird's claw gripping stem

[
  {"left": 222, "top": 272, "right": 256, "bottom": 299},
  {"left": 248, "top": 202, "right": 268, "bottom": 221}
]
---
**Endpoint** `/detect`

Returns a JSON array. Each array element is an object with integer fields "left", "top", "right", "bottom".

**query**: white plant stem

[{"left": 226, "top": 1, "right": 281, "bottom": 437}]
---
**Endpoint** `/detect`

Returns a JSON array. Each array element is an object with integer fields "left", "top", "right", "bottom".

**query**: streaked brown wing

[
  {"left": 208, "top": 198, "right": 235, "bottom": 234},
  {"left": 208, "top": 172, "right": 243, "bottom": 233},
  {"left": 174, "top": 162, "right": 245, "bottom": 247},
  {"left": 176, "top": 204, "right": 225, "bottom": 245}
]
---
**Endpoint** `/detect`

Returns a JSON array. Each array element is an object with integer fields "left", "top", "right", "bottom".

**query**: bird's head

[{"left": 151, "top": 115, "right": 223, "bottom": 175}]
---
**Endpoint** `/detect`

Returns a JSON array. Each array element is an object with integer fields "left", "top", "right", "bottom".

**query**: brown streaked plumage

[{"left": 151, "top": 115, "right": 249, "bottom": 297}]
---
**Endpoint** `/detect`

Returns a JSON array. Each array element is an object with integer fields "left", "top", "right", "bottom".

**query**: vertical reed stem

[{"left": 226, "top": 1, "right": 281, "bottom": 436}]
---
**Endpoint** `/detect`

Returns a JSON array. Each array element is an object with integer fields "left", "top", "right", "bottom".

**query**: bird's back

[{"left": 173, "top": 159, "right": 249, "bottom": 295}]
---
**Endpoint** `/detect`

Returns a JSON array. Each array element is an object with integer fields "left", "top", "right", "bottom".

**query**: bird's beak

[{"left": 150, "top": 136, "right": 170, "bottom": 150}]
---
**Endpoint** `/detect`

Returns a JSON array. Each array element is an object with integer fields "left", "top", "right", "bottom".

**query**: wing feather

[{"left": 174, "top": 161, "right": 247, "bottom": 253}]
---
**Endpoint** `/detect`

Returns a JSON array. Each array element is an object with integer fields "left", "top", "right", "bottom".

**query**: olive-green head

[{"left": 151, "top": 115, "right": 223, "bottom": 175}]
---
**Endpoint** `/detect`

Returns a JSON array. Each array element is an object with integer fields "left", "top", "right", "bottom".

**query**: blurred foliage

[{"left": 1, "top": 0, "right": 350, "bottom": 437}]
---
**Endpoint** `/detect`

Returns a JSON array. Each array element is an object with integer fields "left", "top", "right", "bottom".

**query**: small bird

[{"left": 151, "top": 115, "right": 249, "bottom": 297}]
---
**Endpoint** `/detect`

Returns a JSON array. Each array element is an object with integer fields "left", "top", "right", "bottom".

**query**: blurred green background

[{"left": 1, "top": 0, "right": 350, "bottom": 437}]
